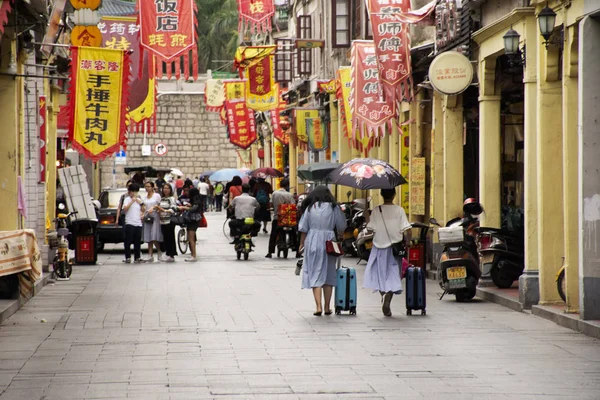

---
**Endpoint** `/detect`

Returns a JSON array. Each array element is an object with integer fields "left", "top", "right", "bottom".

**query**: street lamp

[
  {"left": 503, "top": 28, "right": 525, "bottom": 67},
  {"left": 538, "top": 5, "right": 557, "bottom": 44}
]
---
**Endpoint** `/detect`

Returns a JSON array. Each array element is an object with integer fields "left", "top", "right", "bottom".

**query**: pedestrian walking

[
  {"left": 122, "top": 183, "right": 143, "bottom": 263},
  {"left": 297, "top": 186, "right": 346, "bottom": 316},
  {"left": 226, "top": 176, "right": 243, "bottom": 218},
  {"left": 214, "top": 181, "right": 224, "bottom": 211},
  {"left": 142, "top": 181, "right": 164, "bottom": 262},
  {"left": 158, "top": 183, "right": 178, "bottom": 262},
  {"left": 251, "top": 177, "right": 273, "bottom": 234},
  {"left": 266, "top": 178, "right": 295, "bottom": 258},
  {"left": 363, "top": 189, "right": 412, "bottom": 317},
  {"left": 115, "top": 179, "right": 133, "bottom": 228},
  {"left": 179, "top": 187, "right": 203, "bottom": 262}
]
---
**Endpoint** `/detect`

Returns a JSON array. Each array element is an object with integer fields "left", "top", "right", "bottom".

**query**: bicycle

[
  {"left": 50, "top": 210, "right": 78, "bottom": 280},
  {"left": 176, "top": 223, "right": 188, "bottom": 254}
]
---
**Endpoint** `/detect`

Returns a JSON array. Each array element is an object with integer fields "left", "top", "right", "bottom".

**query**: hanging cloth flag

[
  {"left": 307, "top": 117, "right": 329, "bottom": 152},
  {"left": 244, "top": 55, "right": 278, "bottom": 111},
  {"left": 293, "top": 108, "right": 319, "bottom": 151},
  {"left": 0, "top": 0, "right": 13, "bottom": 39},
  {"left": 234, "top": 45, "right": 277, "bottom": 70},
  {"left": 138, "top": 0, "right": 198, "bottom": 80},
  {"left": 237, "top": 0, "right": 275, "bottom": 34},
  {"left": 336, "top": 67, "right": 352, "bottom": 139},
  {"left": 367, "top": 0, "right": 413, "bottom": 111},
  {"left": 224, "top": 80, "right": 257, "bottom": 150},
  {"left": 68, "top": 47, "right": 131, "bottom": 161},
  {"left": 270, "top": 96, "right": 289, "bottom": 145},
  {"left": 380, "top": 0, "right": 436, "bottom": 24},
  {"left": 99, "top": 16, "right": 157, "bottom": 134},
  {"left": 205, "top": 79, "right": 226, "bottom": 113},
  {"left": 350, "top": 41, "right": 394, "bottom": 141}
]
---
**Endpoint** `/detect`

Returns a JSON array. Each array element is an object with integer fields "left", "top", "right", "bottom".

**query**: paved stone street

[{"left": 0, "top": 213, "right": 599, "bottom": 400}]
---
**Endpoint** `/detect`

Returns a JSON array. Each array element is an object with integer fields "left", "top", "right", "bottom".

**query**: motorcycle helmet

[{"left": 463, "top": 198, "right": 484, "bottom": 216}]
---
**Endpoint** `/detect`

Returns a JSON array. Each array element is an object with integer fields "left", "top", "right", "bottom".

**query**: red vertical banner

[
  {"left": 367, "top": 0, "right": 413, "bottom": 108},
  {"left": 39, "top": 96, "right": 47, "bottom": 183},
  {"left": 138, "top": 0, "right": 198, "bottom": 80},
  {"left": 350, "top": 41, "right": 394, "bottom": 141},
  {"left": 237, "top": 0, "right": 275, "bottom": 33},
  {"left": 224, "top": 80, "right": 257, "bottom": 150}
]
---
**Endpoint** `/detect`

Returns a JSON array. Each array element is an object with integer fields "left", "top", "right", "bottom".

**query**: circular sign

[
  {"left": 70, "top": 25, "right": 102, "bottom": 47},
  {"left": 70, "top": 0, "right": 102, "bottom": 10},
  {"left": 428, "top": 51, "right": 474, "bottom": 95},
  {"left": 154, "top": 143, "right": 168, "bottom": 156}
]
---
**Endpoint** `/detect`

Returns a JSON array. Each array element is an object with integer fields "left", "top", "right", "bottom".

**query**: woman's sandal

[
  {"left": 313, "top": 311, "right": 322, "bottom": 316},
  {"left": 324, "top": 310, "right": 332, "bottom": 316}
]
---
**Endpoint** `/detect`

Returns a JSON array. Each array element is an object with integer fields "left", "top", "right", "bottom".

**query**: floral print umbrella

[{"left": 327, "top": 158, "right": 407, "bottom": 189}]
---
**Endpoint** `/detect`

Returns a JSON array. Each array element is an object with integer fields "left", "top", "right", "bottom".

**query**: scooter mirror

[
  {"left": 346, "top": 190, "right": 352, "bottom": 201},
  {"left": 429, "top": 217, "right": 440, "bottom": 226}
]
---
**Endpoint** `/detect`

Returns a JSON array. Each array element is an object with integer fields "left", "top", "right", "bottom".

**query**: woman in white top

[
  {"left": 363, "top": 188, "right": 412, "bottom": 317},
  {"left": 142, "top": 181, "right": 164, "bottom": 262}
]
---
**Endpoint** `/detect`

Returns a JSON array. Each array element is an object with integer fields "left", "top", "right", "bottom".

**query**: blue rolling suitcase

[
  {"left": 335, "top": 266, "right": 357, "bottom": 315},
  {"left": 405, "top": 266, "right": 426, "bottom": 315}
]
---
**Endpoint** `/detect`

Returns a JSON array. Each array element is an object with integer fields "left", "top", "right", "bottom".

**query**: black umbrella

[
  {"left": 327, "top": 158, "right": 407, "bottom": 190},
  {"left": 297, "top": 162, "right": 341, "bottom": 182}
]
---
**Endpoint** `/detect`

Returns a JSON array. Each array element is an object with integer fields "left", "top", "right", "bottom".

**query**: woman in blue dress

[{"left": 298, "top": 186, "right": 346, "bottom": 316}]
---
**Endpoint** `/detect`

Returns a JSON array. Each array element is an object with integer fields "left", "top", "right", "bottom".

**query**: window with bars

[
  {"left": 352, "top": 0, "right": 362, "bottom": 40},
  {"left": 297, "top": 15, "right": 312, "bottom": 76},
  {"left": 275, "top": 39, "right": 293, "bottom": 86},
  {"left": 332, "top": 0, "right": 351, "bottom": 47}
]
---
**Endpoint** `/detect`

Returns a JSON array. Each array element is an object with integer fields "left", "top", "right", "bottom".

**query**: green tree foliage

[{"left": 196, "top": 0, "right": 239, "bottom": 73}]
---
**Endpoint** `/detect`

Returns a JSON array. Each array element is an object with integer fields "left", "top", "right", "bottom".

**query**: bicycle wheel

[{"left": 177, "top": 228, "right": 188, "bottom": 254}]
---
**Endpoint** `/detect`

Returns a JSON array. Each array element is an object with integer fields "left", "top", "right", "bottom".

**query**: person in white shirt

[
  {"left": 198, "top": 177, "right": 210, "bottom": 212},
  {"left": 363, "top": 188, "right": 412, "bottom": 317},
  {"left": 122, "top": 183, "right": 144, "bottom": 263}
]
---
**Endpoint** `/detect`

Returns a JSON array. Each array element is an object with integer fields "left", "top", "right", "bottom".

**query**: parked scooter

[
  {"left": 339, "top": 192, "right": 367, "bottom": 256},
  {"left": 431, "top": 199, "right": 483, "bottom": 302},
  {"left": 477, "top": 209, "right": 525, "bottom": 288},
  {"left": 49, "top": 210, "right": 78, "bottom": 280}
]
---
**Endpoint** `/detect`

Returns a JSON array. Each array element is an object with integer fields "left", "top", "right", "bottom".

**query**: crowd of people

[{"left": 116, "top": 172, "right": 412, "bottom": 318}]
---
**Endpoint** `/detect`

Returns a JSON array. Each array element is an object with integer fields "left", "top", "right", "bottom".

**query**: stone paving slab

[{"left": 0, "top": 212, "right": 599, "bottom": 399}]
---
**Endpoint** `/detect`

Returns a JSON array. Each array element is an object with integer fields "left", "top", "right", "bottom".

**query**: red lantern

[{"left": 280, "top": 117, "right": 290, "bottom": 131}]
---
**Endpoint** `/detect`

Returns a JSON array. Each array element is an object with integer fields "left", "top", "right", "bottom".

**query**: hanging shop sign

[
  {"left": 336, "top": 67, "right": 353, "bottom": 138},
  {"left": 294, "top": 108, "right": 319, "bottom": 145},
  {"left": 295, "top": 39, "right": 324, "bottom": 48},
  {"left": 237, "top": 0, "right": 275, "bottom": 33},
  {"left": 428, "top": 51, "right": 473, "bottom": 95},
  {"left": 400, "top": 125, "right": 409, "bottom": 210},
  {"left": 204, "top": 79, "right": 226, "bottom": 113},
  {"left": 245, "top": 56, "right": 278, "bottom": 111},
  {"left": 307, "top": 118, "right": 328, "bottom": 151},
  {"left": 350, "top": 41, "right": 394, "bottom": 140},
  {"left": 71, "top": 25, "right": 102, "bottom": 47},
  {"left": 139, "top": 0, "right": 195, "bottom": 60},
  {"left": 271, "top": 108, "right": 289, "bottom": 145},
  {"left": 367, "top": 0, "right": 412, "bottom": 108},
  {"left": 70, "top": 0, "right": 101, "bottom": 10},
  {"left": 68, "top": 47, "right": 131, "bottom": 161},
  {"left": 410, "top": 157, "right": 426, "bottom": 215},
  {"left": 224, "top": 80, "right": 257, "bottom": 149},
  {"left": 317, "top": 79, "right": 336, "bottom": 94},
  {"left": 435, "top": 0, "right": 461, "bottom": 51},
  {"left": 273, "top": 139, "right": 284, "bottom": 189},
  {"left": 39, "top": 96, "right": 47, "bottom": 183}
]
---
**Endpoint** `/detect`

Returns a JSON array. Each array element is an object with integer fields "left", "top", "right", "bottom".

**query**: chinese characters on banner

[
  {"left": 245, "top": 56, "right": 278, "bottom": 111},
  {"left": 410, "top": 157, "right": 426, "bottom": 215},
  {"left": 39, "top": 96, "right": 47, "bottom": 183},
  {"left": 273, "top": 140, "right": 284, "bottom": 189},
  {"left": 204, "top": 79, "right": 226, "bottom": 113},
  {"left": 224, "top": 80, "right": 257, "bottom": 150},
  {"left": 237, "top": 0, "right": 275, "bottom": 34},
  {"left": 400, "top": 125, "right": 410, "bottom": 209},
  {"left": 270, "top": 108, "right": 289, "bottom": 145},
  {"left": 336, "top": 67, "right": 353, "bottom": 139},
  {"left": 307, "top": 118, "right": 328, "bottom": 152},
  {"left": 99, "top": 17, "right": 157, "bottom": 133},
  {"left": 68, "top": 47, "right": 131, "bottom": 161},
  {"left": 350, "top": 41, "right": 394, "bottom": 143},
  {"left": 138, "top": 0, "right": 198, "bottom": 80},
  {"left": 293, "top": 108, "right": 319, "bottom": 151},
  {"left": 367, "top": 0, "right": 413, "bottom": 108}
]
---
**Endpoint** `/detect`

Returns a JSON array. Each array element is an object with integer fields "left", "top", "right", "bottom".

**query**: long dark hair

[
  {"left": 300, "top": 185, "right": 337, "bottom": 214},
  {"left": 189, "top": 188, "right": 201, "bottom": 204},
  {"left": 230, "top": 175, "right": 243, "bottom": 186}
]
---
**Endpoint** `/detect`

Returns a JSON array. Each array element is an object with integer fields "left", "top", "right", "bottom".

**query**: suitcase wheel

[
  {"left": 350, "top": 307, "right": 356, "bottom": 315},
  {"left": 335, "top": 306, "right": 341, "bottom": 315},
  {"left": 407, "top": 309, "right": 412, "bottom": 316},
  {"left": 421, "top": 310, "right": 426, "bottom": 316}
]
